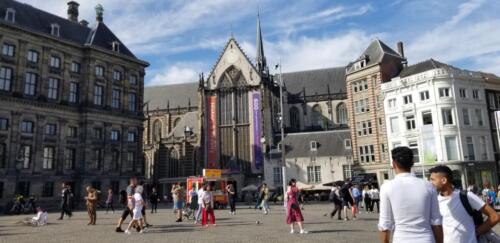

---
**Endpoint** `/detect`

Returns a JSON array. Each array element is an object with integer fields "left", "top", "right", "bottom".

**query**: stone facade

[
  {"left": 382, "top": 59, "right": 497, "bottom": 187},
  {"left": 345, "top": 40, "right": 405, "bottom": 185},
  {"left": 0, "top": 0, "right": 148, "bottom": 207}
]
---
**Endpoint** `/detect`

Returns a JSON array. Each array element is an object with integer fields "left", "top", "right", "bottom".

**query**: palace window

[
  {"left": 112, "top": 89, "right": 121, "bottom": 108},
  {"left": 50, "top": 56, "right": 60, "bottom": 69},
  {"left": 27, "top": 50, "right": 38, "bottom": 63},
  {"left": 43, "top": 147, "right": 55, "bottom": 169},
  {"left": 2, "top": 43, "right": 15, "bottom": 57},
  {"left": 69, "top": 82, "right": 78, "bottom": 103},
  {"left": 50, "top": 24, "right": 60, "bottom": 37},
  {"left": 5, "top": 8, "right": 15, "bottom": 22},
  {"left": 442, "top": 108, "right": 453, "bottom": 125},
  {"left": 0, "top": 63, "right": 11, "bottom": 85},
  {"left": 94, "top": 85, "right": 103, "bottom": 106},
  {"left": 24, "top": 73, "right": 37, "bottom": 96},
  {"left": 47, "top": 78, "right": 58, "bottom": 99},
  {"left": 463, "top": 109, "right": 470, "bottom": 125}
]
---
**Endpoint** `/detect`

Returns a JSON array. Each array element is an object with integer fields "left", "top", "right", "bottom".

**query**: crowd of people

[{"left": 11, "top": 145, "right": 500, "bottom": 242}]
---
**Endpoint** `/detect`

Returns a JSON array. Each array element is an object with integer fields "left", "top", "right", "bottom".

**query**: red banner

[{"left": 207, "top": 96, "right": 217, "bottom": 168}]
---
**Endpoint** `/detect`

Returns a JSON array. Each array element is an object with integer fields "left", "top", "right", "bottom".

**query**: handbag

[{"left": 290, "top": 203, "right": 299, "bottom": 209}]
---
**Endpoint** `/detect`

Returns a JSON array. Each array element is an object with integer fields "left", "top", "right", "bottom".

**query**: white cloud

[
  {"left": 447, "top": 0, "right": 485, "bottom": 26},
  {"left": 262, "top": 31, "right": 380, "bottom": 73},
  {"left": 272, "top": 4, "right": 372, "bottom": 37},
  {"left": 148, "top": 63, "right": 205, "bottom": 86},
  {"left": 406, "top": 0, "right": 500, "bottom": 66}
]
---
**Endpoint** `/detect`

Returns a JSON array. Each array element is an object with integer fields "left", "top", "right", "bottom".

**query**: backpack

[{"left": 459, "top": 190, "right": 484, "bottom": 227}]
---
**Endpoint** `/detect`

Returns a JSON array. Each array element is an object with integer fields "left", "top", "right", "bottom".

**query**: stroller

[{"left": 182, "top": 207, "right": 194, "bottom": 220}]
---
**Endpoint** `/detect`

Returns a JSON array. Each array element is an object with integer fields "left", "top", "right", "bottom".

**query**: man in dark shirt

[
  {"left": 115, "top": 177, "right": 137, "bottom": 232},
  {"left": 58, "top": 182, "right": 72, "bottom": 220}
]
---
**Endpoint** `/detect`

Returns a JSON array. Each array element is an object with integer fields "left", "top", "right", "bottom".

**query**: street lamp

[
  {"left": 275, "top": 61, "right": 287, "bottom": 209},
  {"left": 14, "top": 147, "right": 24, "bottom": 195}
]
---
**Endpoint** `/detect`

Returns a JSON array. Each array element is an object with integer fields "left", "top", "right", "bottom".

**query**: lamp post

[
  {"left": 275, "top": 61, "right": 287, "bottom": 209},
  {"left": 14, "top": 147, "right": 24, "bottom": 195}
]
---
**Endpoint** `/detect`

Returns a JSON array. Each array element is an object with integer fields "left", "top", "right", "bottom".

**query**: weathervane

[{"left": 95, "top": 4, "right": 104, "bottom": 22}]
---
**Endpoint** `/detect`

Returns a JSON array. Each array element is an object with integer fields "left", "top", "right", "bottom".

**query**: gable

[{"left": 206, "top": 38, "right": 261, "bottom": 90}]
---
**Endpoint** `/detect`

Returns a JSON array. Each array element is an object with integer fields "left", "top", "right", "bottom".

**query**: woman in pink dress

[{"left": 286, "top": 179, "right": 308, "bottom": 234}]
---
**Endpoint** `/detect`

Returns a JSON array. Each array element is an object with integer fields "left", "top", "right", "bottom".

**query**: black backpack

[{"left": 459, "top": 190, "right": 484, "bottom": 227}]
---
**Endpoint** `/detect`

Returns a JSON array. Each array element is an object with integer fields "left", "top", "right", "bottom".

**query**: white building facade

[{"left": 381, "top": 59, "right": 497, "bottom": 188}]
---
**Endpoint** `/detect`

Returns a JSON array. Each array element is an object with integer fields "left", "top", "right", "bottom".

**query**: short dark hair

[
  {"left": 288, "top": 178, "right": 296, "bottom": 186},
  {"left": 429, "top": 165, "right": 453, "bottom": 182},
  {"left": 391, "top": 146, "right": 414, "bottom": 171}
]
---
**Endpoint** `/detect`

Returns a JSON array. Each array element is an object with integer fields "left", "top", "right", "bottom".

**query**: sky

[{"left": 20, "top": 0, "right": 500, "bottom": 86}]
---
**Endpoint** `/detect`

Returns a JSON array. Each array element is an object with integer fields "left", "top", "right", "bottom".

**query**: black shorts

[{"left": 121, "top": 207, "right": 132, "bottom": 221}]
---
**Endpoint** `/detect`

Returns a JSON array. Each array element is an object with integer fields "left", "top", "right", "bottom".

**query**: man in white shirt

[
  {"left": 378, "top": 146, "right": 443, "bottom": 243},
  {"left": 429, "top": 165, "right": 499, "bottom": 243},
  {"left": 369, "top": 187, "right": 380, "bottom": 213},
  {"left": 194, "top": 185, "right": 205, "bottom": 224}
]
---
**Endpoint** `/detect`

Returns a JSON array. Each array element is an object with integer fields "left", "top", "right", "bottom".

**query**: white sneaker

[
  {"left": 124, "top": 230, "right": 131, "bottom": 235},
  {"left": 300, "top": 230, "right": 308, "bottom": 234},
  {"left": 290, "top": 230, "right": 295, "bottom": 234}
]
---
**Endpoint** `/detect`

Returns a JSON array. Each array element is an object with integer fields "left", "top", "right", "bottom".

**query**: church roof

[
  {"left": 144, "top": 83, "right": 198, "bottom": 110},
  {"left": 282, "top": 67, "right": 346, "bottom": 96},
  {"left": 0, "top": 0, "right": 140, "bottom": 61},
  {"left": 167, "top": 111, "right": 199, "bottom": 137},
  {"left": 207, "top": 37, "right": 258, "bottom": 81},
  {"left": 283, "top": 130, "right": 351, "bottom": 158}
]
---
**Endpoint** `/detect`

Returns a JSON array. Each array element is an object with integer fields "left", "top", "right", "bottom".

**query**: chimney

[
  {"left": 397, "top": 41, "right": 408, "bottom": 67},
  {"left": 67, "top": 1, "right": 79, "bottom": 22},
  {"left": 397, "top": 41, "right": 404, "bottom": 58},
  {"left": 79, "top": 19, "right": 88, "bottom": 27}
]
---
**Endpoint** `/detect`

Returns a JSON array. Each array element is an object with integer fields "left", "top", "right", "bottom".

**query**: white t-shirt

[
  {"left": 378, "top": 173, "right": 442, "bottom": 243},
  {"left": 438, "top": 190, "right": 485, "bottom": 243},
  {"left": 133, "top": 193, "right": 143, "bottom": 211},
  {"left": 197, "top": 188, "right": 204, "bottom": 204},
  {"left": 370, "top": 189, "right": 380, "bottom": 200}
]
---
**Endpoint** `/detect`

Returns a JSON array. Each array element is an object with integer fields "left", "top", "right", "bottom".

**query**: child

[
  {"left": 23, "top": 207, "right": 48, "bottom": 226},
  {"left": 125, "top": 185, "right": 146, "bottom": 234}
]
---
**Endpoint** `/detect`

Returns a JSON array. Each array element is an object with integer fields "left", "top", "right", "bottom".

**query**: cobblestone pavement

[{"left": 0, "top": 203, "right": 499, "bottom": 243}]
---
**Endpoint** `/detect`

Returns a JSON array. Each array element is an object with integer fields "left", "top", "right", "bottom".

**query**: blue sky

[{"left": 23, "top": 0, "right": 500, "bottom": 86}]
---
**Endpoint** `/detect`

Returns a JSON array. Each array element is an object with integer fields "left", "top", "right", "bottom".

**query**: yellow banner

[{"left": 203, "top": 169, "right": 222, "bottom": 178}]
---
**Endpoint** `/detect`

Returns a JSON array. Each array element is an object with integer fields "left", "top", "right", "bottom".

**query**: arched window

[
  {"left": 289, "top": 107, "right": 300, "bottom": 131},
  {"left": 337, "top": 103, "right": 348, "bottom": 125},
  {"left": 173, "top": 118, "right": 181, "bottom": 129},
  {"left": 312, "top": 105, "right": 323, "bottom": 128},
  {"left": 153, "top": 120, "right": 162, "bottom": 142},
  {"left": 168, "top": 149, "right": 179, "bottom": 178}
]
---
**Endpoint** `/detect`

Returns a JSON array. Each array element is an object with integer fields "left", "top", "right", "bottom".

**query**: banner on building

[
  {"left": 495, "top": 111, "right": 500, "bottom": 153},
  {"left": 207, "top": 96, "right": 217, "bottom": 169},
  {"left": 252, "top": 92, "right": 263, "bottom": 172},
  {"left": 421, "top": 125, "right": 437, "bottom": 164}
]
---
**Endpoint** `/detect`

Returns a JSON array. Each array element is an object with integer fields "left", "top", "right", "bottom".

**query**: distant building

[
  {"left": 143, "top": 83, "right": 201, "bottom": 195},
  {"left": 144, "top": 16, "right": 351, "bottom": 194},
  {"left": 382, "top": 59, "right": 497, "bottom": 187},
  {"left": 0, "top": 0, "right": 148, "bottom": 206},
  {"left": 345, "top": 40, "right": 406, "bottom": 185}
]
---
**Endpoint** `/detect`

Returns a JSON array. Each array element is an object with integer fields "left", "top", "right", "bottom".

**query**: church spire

[{"left": 256, "top": 12, "right": 267, "bottom": 74}]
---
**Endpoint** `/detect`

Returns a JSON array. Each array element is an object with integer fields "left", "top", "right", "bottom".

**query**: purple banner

[{"left": 252, "top": 92, "right": 263, "bottom": 171}]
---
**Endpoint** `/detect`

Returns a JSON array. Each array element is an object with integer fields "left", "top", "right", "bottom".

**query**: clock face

[{"left": 225, "top": 50, "right": 238, "bottom": 64}]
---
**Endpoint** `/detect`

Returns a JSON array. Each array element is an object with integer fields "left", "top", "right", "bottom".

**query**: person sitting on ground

[{"left": 22, "top": 207, "right": 48, "bottom": 226}]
